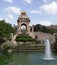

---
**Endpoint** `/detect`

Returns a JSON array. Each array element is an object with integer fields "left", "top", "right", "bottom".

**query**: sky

[{"left": 0, "top": 0, "right": 57, "bottom": 26}]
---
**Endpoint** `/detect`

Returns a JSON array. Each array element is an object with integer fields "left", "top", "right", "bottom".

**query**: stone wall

[{"left": 29, "top": 32, "right": 55, "bottom": 44}]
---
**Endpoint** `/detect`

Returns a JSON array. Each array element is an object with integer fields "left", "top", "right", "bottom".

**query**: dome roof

[{"left": 21, "top": 11, "right": 26, "bottom": 15}]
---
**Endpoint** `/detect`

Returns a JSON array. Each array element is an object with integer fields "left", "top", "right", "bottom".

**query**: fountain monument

[{"left": 43, "top": 38, "right": 55, "bottom": 60}]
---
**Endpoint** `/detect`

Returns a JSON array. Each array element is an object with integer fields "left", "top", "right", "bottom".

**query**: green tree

[
  {"left": 34, "top": 24, "right": 42, "bottom": 32},
  {"left": 34, "top": 24, "right": 57, "bottom": 34},
  {"left": 0, "top": 20, "right": 14, "bottom": 41}
]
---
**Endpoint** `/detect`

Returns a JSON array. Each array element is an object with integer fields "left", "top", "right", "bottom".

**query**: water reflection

[{"left": 0, "top": 52, "right": 57, "bottom": 65}]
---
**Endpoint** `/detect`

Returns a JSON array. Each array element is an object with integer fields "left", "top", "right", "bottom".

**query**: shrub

[{"left": 16, "top": 34, "right": 36, "bottom": 42}]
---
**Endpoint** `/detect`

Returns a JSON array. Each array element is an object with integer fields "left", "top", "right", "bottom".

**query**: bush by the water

[
  {"left": 1, "top": 40, "right": 18, "bottom": 52},
  {"left": 15, "top": 34, "right": 40, "bottom": 43}
]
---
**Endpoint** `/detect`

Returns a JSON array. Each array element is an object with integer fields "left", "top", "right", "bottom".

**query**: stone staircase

[{"left": 12, "top": 45, "right": 45, "bottom": 52}]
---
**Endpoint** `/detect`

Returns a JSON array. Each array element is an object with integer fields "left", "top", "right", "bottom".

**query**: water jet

[{"left": 43, "top": 38, "right": 55, "bottom": 60}]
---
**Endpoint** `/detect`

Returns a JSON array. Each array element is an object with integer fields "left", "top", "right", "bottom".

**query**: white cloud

[
  {"left": 41, "top": 1, "right": 57, "bottom": 14},
  {"left": 5, "top": 16, "right": 13, "bottom": 24},
  {"left": 4, "top": 6, "right": 21, "bottom": 24},
  {"left": 38, "top": 20, "right": 52, "bottom": 26},
  {"left": 31, "top": 10, "right": 41, "bottom": 14},
  {"left": 0, "top": 18, "right": 4, "bottom": 20},
  {"left": 4, "top": 0, "right": 13, "bottom": 3},
  {"left": 7, "top": 14, "right": 14, "bottom": 19},
  {"left": 6, "top": 14, "right": 14, "bottom": 23},
  {"left": 0, "top": 17, "right": 11, "bottom": 23},
  {"left": 5, "top": 18, "right": 10, "bottom": 23},
  {"left": 24, "top": 0, "right": 33, "bottom": 4},
  {"left": 42, "top": 0, "right": 47, "bottom": 3},
  {"left": 5, "top": 6, "right": 21, "bottom": 15},
  {"left": 0, "top": 17, "right": 13, "bottom": 24}
]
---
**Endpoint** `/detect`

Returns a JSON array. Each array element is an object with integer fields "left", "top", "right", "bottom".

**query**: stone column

[{"left": 32, "top": 25, "right": 34, "bottom": 32}]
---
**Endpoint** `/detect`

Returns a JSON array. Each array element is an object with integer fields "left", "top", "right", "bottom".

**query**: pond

[{"left": 0, "top": 52, "right": 57, "bottom": 65}]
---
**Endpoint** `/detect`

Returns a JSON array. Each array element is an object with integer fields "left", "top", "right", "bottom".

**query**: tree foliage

[
  {"left": 0, "top": 20, "right": 14, "bottom": 40},
  {"left": 34, "top": 24, "right": 57, "bottom": 34}
]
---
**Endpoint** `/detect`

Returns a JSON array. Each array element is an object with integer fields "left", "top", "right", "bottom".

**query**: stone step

[{"left": 12, "top": 46, "right": 45, "bottom": 52}]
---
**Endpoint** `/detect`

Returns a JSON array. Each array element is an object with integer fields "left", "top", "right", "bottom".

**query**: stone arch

[
  {"left": 17, "top": 12, "right": 30, "bottom": 34},
  {"left": 21, "top": 23, "right": 27, "bottom": 33}
]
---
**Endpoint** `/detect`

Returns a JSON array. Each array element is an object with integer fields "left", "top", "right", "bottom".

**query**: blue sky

[{"left": 0, "top": 0, "right": 57, "bottom": 26}]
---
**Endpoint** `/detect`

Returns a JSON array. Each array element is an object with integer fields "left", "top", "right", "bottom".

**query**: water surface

[{"left": 0, "top": 52, "right": 57, "bottom": 65}]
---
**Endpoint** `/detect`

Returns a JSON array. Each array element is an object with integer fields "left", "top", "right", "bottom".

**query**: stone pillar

[
  {"left": 27, "top": 22, "right": 30, "bottom": 34},
  {"left": 32, "top": 25, "right": 34, "bottom": 32}
]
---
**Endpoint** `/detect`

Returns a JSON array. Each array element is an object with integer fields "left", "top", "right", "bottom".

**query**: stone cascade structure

[{"left": 15, "top": 11, "right": 55, "bottom": 44}]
